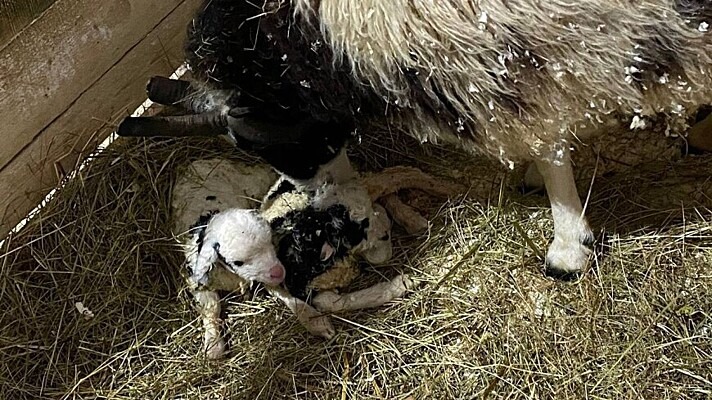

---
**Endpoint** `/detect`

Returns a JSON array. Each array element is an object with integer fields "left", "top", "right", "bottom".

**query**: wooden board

[
  {"left": 0, "top": 0, "right": 202, "bottom": 237},
  {"left": 0, "top": 0, "right": 57, "bottom": 47},
  {"left": 0, "top": 0, "right": 199, "bottom": 172}
]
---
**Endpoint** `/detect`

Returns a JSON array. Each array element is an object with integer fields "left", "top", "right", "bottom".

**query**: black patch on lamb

[
  {"left": 187, "top": 210, "right": 220, "bottom": 274},
  {"left": 271, "top": 204, "right": 369, "bottom": 300}
]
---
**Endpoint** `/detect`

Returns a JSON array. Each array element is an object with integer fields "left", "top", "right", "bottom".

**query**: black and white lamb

[
  {"left": 173, "top": 158, "right": 416, "bottom": 358},
  {"left": 122, "top": 0, "right": 711, "bottom": 280},
  {"left": 172, "top": 159, "right": 287, "bottom": 358}
]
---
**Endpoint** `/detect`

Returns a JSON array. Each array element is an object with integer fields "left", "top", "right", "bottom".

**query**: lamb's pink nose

[{"left": 268, "top": 264, "right": 285, "bottom": 283}]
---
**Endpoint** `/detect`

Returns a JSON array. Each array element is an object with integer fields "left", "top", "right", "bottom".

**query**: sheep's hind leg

[
  {"left": 535, "top": 152, "right": 594, "bottom": 280},
  {"left": 523, "top": 163, "right": 545, "bottom": 191},
  {"left": 312, "top": 274, "right": 414, "bottom": 313},
  {"left": 192, "top": 289, "right": 227, "bottom": 359}
]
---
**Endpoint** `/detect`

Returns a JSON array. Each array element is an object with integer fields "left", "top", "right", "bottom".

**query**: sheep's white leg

[
  {"left": 267, "top": 287, "right": 336, "bottom": 339},
  {"left": 192, "top": 290, "right": 227, "bottom": 359},
  {"left": 535, "top": 154, "right": 594, "bottom": 279},
  {"left": 312, "top": 274, "right": 413, "bottom": 313}
]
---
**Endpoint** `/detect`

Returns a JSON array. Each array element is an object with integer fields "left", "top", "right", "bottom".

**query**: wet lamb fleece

[
  {"left": 186, "top": 176, "right": 372, "bottom": 301},
  {"left": 260, "top": 180, "right": 370, "bottom": 300}
]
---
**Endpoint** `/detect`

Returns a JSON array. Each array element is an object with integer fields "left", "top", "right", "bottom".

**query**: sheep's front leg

[
  {"left": 312, "top": 274, "right": 413, "bottom": 313},
  {"left": 192, "top": 289, "right": 227, "bottom": 359},
  {"left": 535, "top": 153, "right": 594, "bottom": 280},
  {"left": 267, "top": 287, "right": 336, "bottom": 339}
]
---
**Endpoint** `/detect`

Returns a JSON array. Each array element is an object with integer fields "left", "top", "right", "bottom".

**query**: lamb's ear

[
  {"left": 190, "top": 241, "right": 220, "bottom": 287},
  {"left": 320, "top": 242, "right": 335, "bottom": 261}
]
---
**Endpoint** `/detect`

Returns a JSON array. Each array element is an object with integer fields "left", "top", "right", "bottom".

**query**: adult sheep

[
  {"left": 295, "top": 0, "right": 712, "bottom": 279},
  {"left": 123, "top": 0, "right": 711, "bottom": 278}
]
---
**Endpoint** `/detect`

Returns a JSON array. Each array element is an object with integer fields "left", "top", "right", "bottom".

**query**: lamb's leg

[
  {"left": 187, "top": 268, "right": 251, "bottom": 360},
  {"left": 208, "top": 265, "right": 252, "bottom": 297},
  {"left": 312, "top": 274, "right": 413, "bottom": 313},
  {"left": 380, "top": 194, "right": 429, "bottom": 234},
  {"left": 266, "top": 286, "right": 336, "bottom": 339},
  {"left": 192, "top": 289, "right": 227, "bottom": 359},
  {"left": 360, "top": 167, "right": 463, "bottom": 233},
  {"left": 360, "top": 166, "right": 464, "bottom": 201},
  {"left": 535, "top": 153, "right": 594, "bottom": 280}
]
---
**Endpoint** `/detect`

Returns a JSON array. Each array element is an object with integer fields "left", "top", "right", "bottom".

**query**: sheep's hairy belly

[{"left": 293, "top": 0, "right": 712, "bottom": 165}]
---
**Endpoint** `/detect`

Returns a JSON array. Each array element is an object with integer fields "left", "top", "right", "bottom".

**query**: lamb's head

[
  {"left": 313, "top": 182, "right": 393, "bottom": 265},
  {"left": 193, "top": 209, "right": 285, "bottom": 286}
]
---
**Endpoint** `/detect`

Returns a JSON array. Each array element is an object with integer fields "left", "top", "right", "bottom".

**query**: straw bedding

[{"left": 1, "top": 119, "right": 711, "bottom": 399}]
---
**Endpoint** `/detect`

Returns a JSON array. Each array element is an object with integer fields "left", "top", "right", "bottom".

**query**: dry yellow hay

[{"left": 0, "top": 120, "right": 711, "bottom": 399}]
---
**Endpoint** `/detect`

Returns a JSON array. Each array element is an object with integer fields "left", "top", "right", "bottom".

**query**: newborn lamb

[
  {"left": 261, "top": 176, "right": 413, "bottom": 312},
  {"left": 172, "top": 159, "right": 287, "bottom": 358},
  {"left": 172, "top": 158, "right": 417, "bottom": 358}
]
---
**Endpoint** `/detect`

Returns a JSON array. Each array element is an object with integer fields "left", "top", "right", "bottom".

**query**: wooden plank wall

[
  {"left": 0, "top": 0, "right": 57, "bottom": 46},
  {"left": 0, "top": 0, "right": 202, "bottom": 238}
]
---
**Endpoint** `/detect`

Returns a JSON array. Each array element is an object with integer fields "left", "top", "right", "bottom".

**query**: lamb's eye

[
  {"left": 232, "top": 260, "right": 244, "bottom": 268},
  {"left": 379, "top": 233, "right": 390, "bottom": 241}
]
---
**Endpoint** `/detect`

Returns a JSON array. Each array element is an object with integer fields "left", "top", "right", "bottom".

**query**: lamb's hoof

[
  {"left": 544, "top": 236, "right": 593, "bottom": 281},
  {"left": 203, "top": 338, "right": 227, "bottom": 360},
  {"left": 393, "top": 274, "right": 415, "bottom": 294},
  {"left": 296, "top": 306, "right": 336, "bottom": 339},
  {"left": 303, "top": 314, "right": 336, "bottom": 339}
]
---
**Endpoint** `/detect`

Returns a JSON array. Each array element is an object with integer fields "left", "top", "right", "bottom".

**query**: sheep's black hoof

[{"left": 544, "top": 265, "right": 581, "bottom": 281}]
